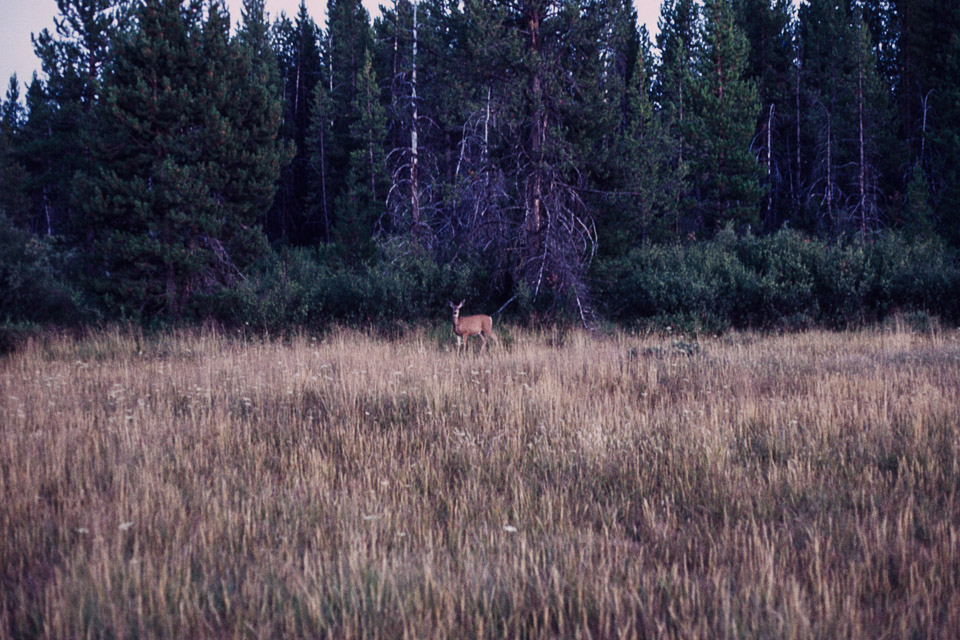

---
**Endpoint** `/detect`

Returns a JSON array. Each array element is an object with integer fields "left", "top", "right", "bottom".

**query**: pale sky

[{"left": 0, "top": 0, "right": 665, "bottom": 100}]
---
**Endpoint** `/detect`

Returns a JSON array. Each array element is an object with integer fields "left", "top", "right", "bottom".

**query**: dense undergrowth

[{"left": 4, "top": 208, "right": 959, "bottom": 339}]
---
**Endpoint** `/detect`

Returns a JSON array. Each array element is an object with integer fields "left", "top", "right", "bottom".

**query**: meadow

[{"left": 1, "top": 324, "right": 959, "bottom": 639}]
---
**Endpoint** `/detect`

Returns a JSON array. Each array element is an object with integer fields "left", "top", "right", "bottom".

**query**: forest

[
  {"left": 4, "top": 4, "right": 960, "bottom": 635},
  {"left": 2, "top": 0, "right": 960, "bottom": 331}
]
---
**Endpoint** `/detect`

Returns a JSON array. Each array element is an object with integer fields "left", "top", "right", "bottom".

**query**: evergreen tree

[
  {"left": 848, "top": 16, "right": 889, "bottom": 239},
  {"left": 457, "top": 0, "right": 625, "bottom": 314},
  {"left": 686, "top": 0, "right": 763, "bottom": 234},
  {"left": 903, "top": 163, "right": 935, "bottom": 239},
  {"left": 800, "top": 0, "right": 889, "bottom": 238},
  {"left": 1, "top": 77, "right": 25, "bottom": 144},
  {"left": 600, "top": 31, "right": 683, "bottom": 253},
  {"left": 654, "top": 0, "right": 699, "bottom": 237},
  {"left": 306, "top": 69, "right": 335, "bottom": 242},
  {"left": 0, "top": 76, "right": 30, "bottom": 227},
  {"left": 25, "top": 0, "right": 127, "bottom": 236},
  {"left": 324, "top": 0, "right": 377, "bottom": 244},
  {"left": 333, "top": 50, "right": 387, "bottom": 260},
  {"left": 74, "top": 0, "right": 280, "bottom": 317},
  {"left": 732, "top": 0, "right": 795, "bottom": 230},
  {"left": 892, "top": 0, "right": 960, "bottom": 244},
  {"left": 933, "top": 15, "right": 960, "bottom": 245},
  {"left": 17, "top": 76, "right": 62, "bottom": 236},
  {"left": 798, "top": 0, "right": 845, "bottom": 232},
  {"left": 269, "top": 1, "right": 323, "bottom": 243},
  {"left": 859, "top": 0, "right": 898, "bottom": 89},
  {"left": 234, "top": 0, "right": 292, "bottom": 233}
]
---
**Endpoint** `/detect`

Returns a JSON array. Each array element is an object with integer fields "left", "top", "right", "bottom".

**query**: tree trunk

[
  {"left": 410, "top": 0, "right": 420, "bottom": 230},
  {"left": 525, "top": 4, "right": 545, "bottom": 266},
  {"left": 795, "top": 62, "right": 801, "bottom": 210},
  {"left": 767, "top": 102, "right": 774, "bottom": 227},
  {"left": 857, "top": 57, "right": 867, "bottom": 240}
]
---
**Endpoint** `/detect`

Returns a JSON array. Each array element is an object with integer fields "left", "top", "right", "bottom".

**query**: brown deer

[{"left": 449, "top": 300, "right": 498, "bottom": 353}]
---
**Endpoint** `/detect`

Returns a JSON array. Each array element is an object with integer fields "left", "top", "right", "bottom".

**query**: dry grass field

[{"left": 1, "top": 324, "right": 959, "bottom": 639}]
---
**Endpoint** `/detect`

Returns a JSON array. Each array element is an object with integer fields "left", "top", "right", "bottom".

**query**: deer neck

[{"left": 452, "top": 310, "right": 464, "bottom": 335}]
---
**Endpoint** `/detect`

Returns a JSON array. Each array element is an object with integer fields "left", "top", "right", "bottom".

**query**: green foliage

[
  {"left": 0, "top": 213, "right": 85, "bottom": 325},
  {"left": 20, "top": 0, "right": 129, "bottom": 237},
  {"left": 73, "top": 0, "right": 283, "bottom": 319},
  {"left": 686, "top": 0, "right": 763, "bottom": 233},
  {"left": 332, "top": 49, "right": 387, "bottom": 260},
  {"left": 598, "top": 27, "right": 683, "bottom": 253},
  {"left": 269, "top": 1, "right": 324, "bottom": 242},
  {"left": 0, "top": 76, "right": 30, "bottom": 230},
  {"left": 198, "top": 243, "right": 492, "bottom": 331},
  {"left": 902, "top": 164, "right": 936, "bottom": 239},
  {"left": 596, "top": 230, "right": 960, "bottom": 331}
]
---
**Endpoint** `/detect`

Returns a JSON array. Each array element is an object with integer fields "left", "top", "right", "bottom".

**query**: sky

[{"left": 0, "top": 0, "right": 664, "bottom": 99}]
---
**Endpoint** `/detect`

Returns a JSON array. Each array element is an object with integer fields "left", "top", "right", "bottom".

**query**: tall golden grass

[{"left": 1, "top": 324, "right": 959, "bottom": 638}]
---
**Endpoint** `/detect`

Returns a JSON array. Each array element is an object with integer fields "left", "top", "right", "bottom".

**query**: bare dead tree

[{"left": 808, "top": 99, "right": 841, "bottom": 232}]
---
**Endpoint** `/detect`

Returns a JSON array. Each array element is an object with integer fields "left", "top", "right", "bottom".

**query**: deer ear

[{"left": 458, "top": 299, "right": 465, "bottom": 306}]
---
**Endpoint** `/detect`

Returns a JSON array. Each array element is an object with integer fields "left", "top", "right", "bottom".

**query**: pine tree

[
  {"left": 0, "top": 76, "right": 30, "bottom": 227},
  {"left": 26, "top": 0, "right": 127, "bottom": 236},
  {"left": 306, "top": 71, "right": 334, "bottom": 242},
  {"left": 18, "top": 76, "right": 61, "bottom": 236},
  {"left": 456, "top": 0, "right": 627, "bottom": 315},
  {"left": 800, "top": 0, "right": 889, "bottom": 238},
  {"left": 333, "top": 50, "right": 387, "bottom": 261},
  {"left": 325, "top": 0, "right": 375, "bottom": 231},
  {"left": 892, "top": 0, "right": 960, "bottom": 244},
  {"left": 74, "top": 0, "right": 278, "bottom": 317},
  {"left": 798, "top": 0, "right": 846, "bottom": 232},
  {"left": 686, "top": 0, "right": 763, "bottom": 234},
  {"left": 849, "top": 16, "right": 888, "bottom": 239},
  {"left": 933, "top": 13, "right": 960, "bottom": 245},
  {"left": 269, "top": 1, "right": 323, "bottom": 243},
  {"left": 903, "top": 163, "right": 935, "bottom": 239},
  {"left": 654, "top": 0, "right": 699, "bottom": 237},
  {"left": 601, "top": 31, "right": 683, "bottom": 253},
  {"left": 234, "top": 0, "right": 292, "bottom": 235},
  {"left": 375, "top": 0, "right": 420, "bottom": 239},
  {"left": 732, "top": 0, "right": 795, "bottom": 230}
]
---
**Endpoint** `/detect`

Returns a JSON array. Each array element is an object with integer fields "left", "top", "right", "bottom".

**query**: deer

[{"left": 449, "top": 300, "right": 498, "bottom": 353}]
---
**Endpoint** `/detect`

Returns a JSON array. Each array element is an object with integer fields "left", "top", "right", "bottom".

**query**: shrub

[
  {"left": 595, "top": 230, "right": 960, "bottom": 331},
  {"left": 194, "top": 243, "right": 496, "bottom": 332},
  {"left": 0, "top": 214, "right": 85, "bottom": 325}
]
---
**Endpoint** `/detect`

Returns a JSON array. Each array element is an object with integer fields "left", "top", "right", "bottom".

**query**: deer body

[{"left": 450, "top": 300, "right": 497, "bottom": 353}]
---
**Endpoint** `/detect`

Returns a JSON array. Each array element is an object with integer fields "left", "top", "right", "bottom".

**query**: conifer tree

[
  {"left": 732, "top": 0, "right": 795, "bottom": 230},
  {"left": 234, "top": 0, "right": 292, "bottom": 234},
  {"left": 306, "top": 71, "right": 334, "bottom": 242},
  {"left": 458, "top": 0, "right": 629, "bottom": 315},
  {"left": 24, "top": 0, "right": 126, "bottom": 236},
  {"left": 893, "top": 0, "right": 960, "bottom": 244},
  {"left": 74, "top": 0, "right": 280, "bottom": 317},
  {"left": 0, "top": 76, "right": 30, "bottom": 227},
  {"left": 333, "top": 50, "right": 387, "bottom": 260},
  {"left": 325, "top": 0, "right": 375, "bottom": 225},
  {"left": 798, "top": 0, "right": 846, "bottom": 232},
  {"left": 602, "top": 33, "right": 683, "bottom": 251},
  {"left": 849, "top": 16, "right": 888, "bottom": 239},
  {"left": 18, "top": 76, "right": 61, "bottom": 236},
  {"left": 687, "top": 0, "right": 763, "bottom": 234},
  {"left": 654, "top": 0, "right": 699, "bottom": 236},
  {"left": 800, "top": 0, "right": 889, "bottom": 238},
  {"left": 270, "top": 1, "right": 323, "bottom": 242}
]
